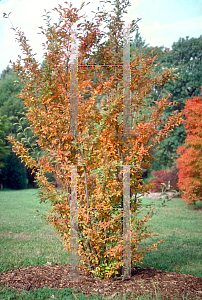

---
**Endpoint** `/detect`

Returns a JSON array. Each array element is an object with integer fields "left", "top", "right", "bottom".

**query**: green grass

[
  {"left": 0, "top": 189, "right": 69, "bottom": 273},
  {"left": 0, "top": 189, "right": 201, "bottom": 299},
  {"left": 134, "top": 197, "right": 202, "bottom": 278}
]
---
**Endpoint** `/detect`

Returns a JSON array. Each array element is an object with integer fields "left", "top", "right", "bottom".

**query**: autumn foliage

[
  {"left": 7, "top": 1, "right": 182, "bottom": 279},
  {"left": 148, "top": 167, "right": 179, "bottom": 192},
  {"left": 177, "top": 92, "right": 202, "bottom": 205}
]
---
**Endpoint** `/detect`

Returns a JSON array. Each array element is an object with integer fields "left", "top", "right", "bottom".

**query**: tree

[
  {"left": 131, "top": 31, "right": 167, "bottom": 60},
  {"left": 150, "top": 36, "right": 202, "bottom": 171},
  {"left": 7, "top": 0, "right": 182, "bottom": 279},
  {"left": 0, "top": 68, "right": 26, "bottom": 188},
  {"left": 0, "top": 68, "right": 40, "bottom": 188},
  {"left": 0, "top": 68, "right": 23, "bottom": 114},
  {"left": 151, "top": 36, "right": 202, "bottom": 108},
  {"left": 2, "top": 151, "right": 27, "bottom": 189},
  {"left": 0, "top": 67, "right": 29, "bottom": 140},
  {"left": 177, "top": 91, "right": 202, "bottom": 205},
  {"left": 0, "top": 115, "right": 10, "bottom": 179},
  {"left": 130, "top": 29, "right": 149, "bottom": 55}
]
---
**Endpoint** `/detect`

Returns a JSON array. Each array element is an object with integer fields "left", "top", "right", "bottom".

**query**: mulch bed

[{"left": 0, "top": 264, "right": 202, "bottom": 299}]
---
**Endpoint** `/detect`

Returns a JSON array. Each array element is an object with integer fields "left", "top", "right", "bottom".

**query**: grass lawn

[
  {"left": 0, "top": 189, "right": 201, "bottom": 299},
  {"left": 133, "top": 196, "right": 202, "bottom": 277}
]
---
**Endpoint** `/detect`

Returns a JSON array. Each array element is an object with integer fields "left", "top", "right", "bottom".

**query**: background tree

[
  {"left": 0, "top": 67, "right": 39, "bottom": 188},
  {"left": 0, "top": 67, "right": 24, "bottom": 125},
  {"left": 132, "top": 29, "right": 149, "bottom": 49},
  {"left": 149, "top": 35, "right": 202, "bottom": 172},
  {"left": 0, "top": 115, "right": 10, "bottom": 187},
  {"left": 177, "top": 92, "right": 202, "bottom": 205},
  {"left": 2, "top": 151, "right": 27, "bottom": 189},
  {"left": 131, "top": 30, "right": 167, "bottom": 59},
  {"left": 132, "top": 35, "right": 202, "bottom": 174}
]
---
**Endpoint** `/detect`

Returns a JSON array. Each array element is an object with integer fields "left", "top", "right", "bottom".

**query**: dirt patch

[
  {"left": 140, "top": 192, "right": 177, "bottom": 199},
  {"left": 0, "top": 264, "right": 201, "bottom": 299}
]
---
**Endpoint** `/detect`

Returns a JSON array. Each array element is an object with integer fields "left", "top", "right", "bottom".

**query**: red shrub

[{"left": 149, "top": 167, "right": 179, "bottom": 192}]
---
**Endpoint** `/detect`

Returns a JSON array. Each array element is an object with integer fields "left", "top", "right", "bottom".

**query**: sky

[{"left": 0, "top": 0, "right": 202, "bottom": 73}]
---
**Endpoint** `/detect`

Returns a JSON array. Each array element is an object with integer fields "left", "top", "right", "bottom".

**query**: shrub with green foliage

[{"left": 2, "top": 151, "right": 27, "bottom": 189}]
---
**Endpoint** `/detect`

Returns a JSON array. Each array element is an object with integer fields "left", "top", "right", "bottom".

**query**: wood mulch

[{"left": 0, "top": 264, "right": 202, "bottom": 299}]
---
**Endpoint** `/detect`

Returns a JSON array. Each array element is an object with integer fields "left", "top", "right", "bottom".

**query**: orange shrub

[{"left": 7, "top": 1, "right": 182, "bottom": 278}]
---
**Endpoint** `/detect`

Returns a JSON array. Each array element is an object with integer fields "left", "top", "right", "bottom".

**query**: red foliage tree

[{"left": 177, "top": 91, "right": 202, "bottom": 205}]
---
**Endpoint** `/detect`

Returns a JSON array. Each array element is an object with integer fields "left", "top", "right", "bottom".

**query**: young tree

[
  {"left": 7, "top": 0, "right": 182, "bottom": 279},
  {"left": 177, "top": 92, "right": 202, "bottom": 205}
]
